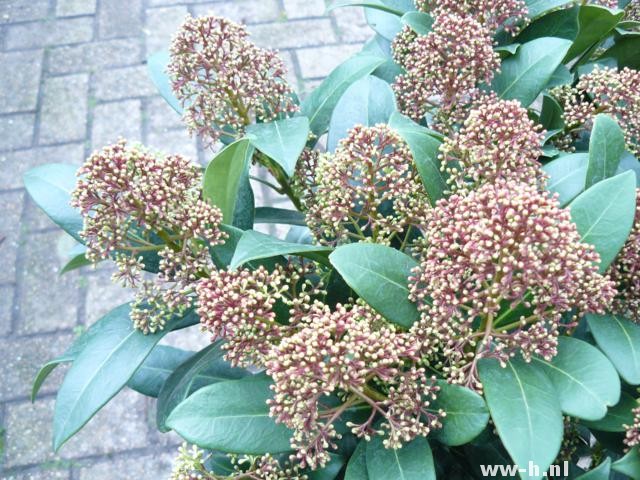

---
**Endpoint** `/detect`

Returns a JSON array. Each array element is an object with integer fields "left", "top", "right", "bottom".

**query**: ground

[{"left": 0, "top": 0, "right": 369, "bottom": 477}]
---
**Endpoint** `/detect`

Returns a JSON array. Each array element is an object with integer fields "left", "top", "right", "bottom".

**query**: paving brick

[
  {"left": 94, "top": 66, "right": 156, "bottom": 101},
  {"left": 160, "top": 326, "right": 210, "bottom": 351},
  {"left": 48, "top": 39, "right": 143, "bottom": 75},
  {"left": 249, "top": 18, "right": 337, "bottom": 49},
  {"left": 0, "top": 191, "right": 24, "bottom": 285},
  {"left": 83, "top": 270, "right": 133, "bottom": 326},
  {"left": 39, "top": 75, "right": 89, "bottom": 145},
  {"left": 147, "top": 129, "right": 198, "bottom": 160},
  {"left": 192, "top": 0, "right": 283, "bottom": 24},
  {"left": 146, "top": 0, "right": 222, "bottom": 6},
  {"left": 15, "top": 231, "right": 81, "bottom": 334},
  {"left": 147, "top": 96, "right": 184, "bottom": 132},
  {"left": 5, "top": 17, "right": 93, "bottom": 49},
  {"left": 332, "top": 7, "right": 372, "bottom": 43},
  {"left": 297, "top": 43, "right": 363, "bottom": 78},
  {"left": 91, "top": 100, "right": 142, "bottom": 149},
  {"left": 0, "top": 143, "right": 85, "bottom": 192},
  {"left": 98, "top": 0, "right": 143, "bottom": 38},
  {"left": 144, "top": 6, "right": 188, "bottom": 54},
  {"left": 0, "top": 50, "right": 43, "bottom": 114},
  {"left": 0, "top": 332, "right": 74, "bottom": 401},
  {"left": 0, "top": 285, "right": 13, "bottom": 336},
  {"left": 283, "top": 0, "right": 326, "bottom": 19},
  {"left": 75, "top": 452, "right": 175, "bottom": 479},
  {"left": 56, "top": 0, "right": 97, "bottom": 17},
  {"left": 0, "top": 0, "right": 49, "bottom": 24},
  {"left": 1, "top": 467, "right": 70, "bottom": 479},
  {"left": 0, "top": 113, "right": 35, "bottom": 151}
]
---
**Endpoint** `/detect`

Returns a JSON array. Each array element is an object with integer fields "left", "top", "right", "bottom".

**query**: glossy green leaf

[
  {"left": 232, "top": 173, "right": 255, "bottom": 231},
  {"left": 345, "top": 440, "right": 369, "bottom": 480},
  {"left": 327, "top": 0, "right": 404, "bottom": 15},
  {"left": 565, "top": 5, "right": 624, "bottom": 62},
  {"left": 517, "top": 5, "right": 580, "bottom": 43},
  {"left": 127, "top": 345, "right": 193, "bottom": 398},
  {"left": 327, "top": 75, "right": 396, "bottom": 152},
  {"left": 479, "top": 358, "right": 563, "bottom": 480},
  {"left": 389, "top": 112, "right": 446, "bottom": 204},
  {"left": 569, "top": 171, "right": 637, "bottom": 272},
  {"left": 156, "top": 341, "right": 248, "bottom": 432},
  {"left": 246, "top": 117, "right": 309, "bottom": 177},
  {"left": 401, "top": 11, "right": 433, "bottom": 35},
  {"left": 525, "top": 0, "right": 574, "bottom": 19},
  {"left": 576, "top": 458, "right": 611, "bottom": 480},
  {"left": 586, "top": 114, "right": 626, "bottom": 188},
  {"left": 52, "top": 304, "right": 197, "bottom": 450},
  {"left": 430, "top": 381, "right": 489, "bottom": 446},
  {"left": 366, "top": 8, "right": 402, "bottom": 40},
  {"left": 329, "top": 243, "right": 420, "bottom": 328},
  {"left": 616, "top": 151, "right": 640, "bottom": 185},
  {"left": 490, "top": 37, "right": 573, "bottom": 107},
  {"left": 600, "top": 36, "right": 640, "bottom": 69},
  {"left": 583, "top": 392, "right": 637, "bottom": 432},
  {"left": 24, "top": 164, "right": 83, "bottom": 243},
  {"left": 532, "top": 337, "right": 620, "bottom": 420},
  {"left": 60, "top": 252, "right": 92, "bottom": 274},
  {"left": 365, "top": 435, "right": 435, "bottom": 480},
  {"left": 547, "top": 64, "right": 574, "bottom": 88},
  {"left": 166, "top": 375, "right": 293, "bottom": 454},
  {"left": 301, "top": 54, "right": 386, "bottom": 138},
  {"left": 202, "top": 139, "right": 254, "bottom": 224},
  {"left": 254, "top": 207, "right": 306, "bottom": 226},
  {"left": 230, "top": 229, "right": 332, "bottom": 270},
  {"left": 539, "top": 94, "right": 565, "bottom": 131},
  {"left": 147, "top": 50, "right": 182, "bottom": 114},
  {"left": 587, "top": 313, "right": 640, "bottom": 384},
  {"left": 612, "top": 446, "right": 640, "bottom": 479},
  {"left": 308, "top": 454, "right": 345, "bottom": 480}
]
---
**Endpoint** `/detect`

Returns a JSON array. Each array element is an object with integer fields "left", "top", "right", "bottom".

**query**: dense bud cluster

[
  {"left": 169, "top": 15, "right": 297, "bottom": 146},
  {"left": 392, "top": 13, "right": 499, "bottom": 123},
  {"left": 440, "top": 95, "right": 546, "bottom": 192},
  {"left": 305, "top": 124, "right": 430, "bottom": 245},
  {"left": 624, "top": 406, "right": 640, "bottom": 450},
  {"left": 627, "top": 0, "right": 640, "bottom": 21},
  {"left": 266, "top": 302, "right": 441, "bottom": 469},
  {"left": 409, "top": 181, "right": 615, "bottom": 389},
  {"left": 554, "top": 67, "right": 640, "bottom": 155},
  {"left": 71, "top": 140, "right": 226, "bottom": 333}
]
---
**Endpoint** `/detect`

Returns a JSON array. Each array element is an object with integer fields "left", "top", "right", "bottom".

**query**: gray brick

[
  {"left": 250, "top": 19, "right": 337, "bottom": 49},
  {"left": 5, "top": 17, "right": 93, "bottom": 49},
  {"left": 0, "top": 143, "right": 85, "bottom": 192},
  {"left": 160, "top": 325, "right": 209, "bottom": 351},
  {"left": 39, "top": 74, "right": 89, "bottom": 144},
  {"left": 16, "top": 231, "right": 80, "bottom": 334},
  {"left": 1, "top": 467, "right": 70, "bottom": 479},
  {"left": 48, "top": 39, "right": 143, "bottom": 75},
  {"left": 283, "top": 0, "right": 326, "bottom": 19},
  {"left": 98, "top": 0, "right": 142, "bottom": 38},
  {"left": 297, "top": 44, "right": 363, "bottom": 79},
  {"left": 147, "top": 129, "right": 198, "bottom": 160},
  {"left": 0, "top": 113, "right": 35, "bottom": 151},
  {"left": 84, "top": 270, "right": 132, "bottom": 326},
  {"left": 76, "top": 452, "right": 175, "bottom": 480},
  {"left": 56, "top": 0, "right": 97, "bottom": 17},
  {"left": 192, "top": 0, "right": 283, "bottom": 24},
  {"left": 94, "top": 66, "right": 156, "bottom": 101},
  {"left": 0, "top": 0, "right": 49, "bottom": 24},
  {"left": 332, "top": 8, "right": 372, "bottom": 43},
  {"left": 0, "top": 191, "right": 24, "bottom": 285},
  {"left": 0, "top": 332, "right": 74, "bottom": 401},
  {"left": 91, "top": 100, "right": 142, "bottom": 150},
  {"left": 0, "top": 285, "right": 13, "bottom": 336},
  {"left": 144, "top": 6, "right": 188, "bottom": 54},
  {"left": 147, "top": 0, "right": 221, "bottom": 6},
  {"left": 0, "top": 50, "right": 43, "bottom": 114}
]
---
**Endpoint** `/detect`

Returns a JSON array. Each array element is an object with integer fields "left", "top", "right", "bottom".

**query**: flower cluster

[
  {"left": 169, "top": 15, "right": 297, "bottom": 146},
  {"left": 624, "top": 406, "right": 640, "bottom": 450},
  {"left": 409, "top": 181, "right": 615, "bottom": 389},
  {"left": 440, "top": 95, "right": 546, "bottom": 192},
  {"left": 554, "top": 67, "right": 640, "bottom": 155},
  {"left": 266, "top": 302, "right": 441, "bottom": 469},
  {"left": 71, "top": 140, "right": 226, "bottom": 333},
  {"left": 392, "top": 13, "right": 500, "bottom": 124},
  {"left": 416, "top": 0, "right": 528, "bottom": 34},
  {"left": 627, "top": 1, "right": 640, "bottom": 21},
  {"left": 305, "top": 124, "right": 430, "bottom": 245},
  {"left": 609, "top": 189, "right": 640, "bottom": 322}
]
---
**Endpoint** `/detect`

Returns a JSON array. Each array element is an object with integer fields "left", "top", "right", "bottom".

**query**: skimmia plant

[{"left": 23, "top": 0, "right": 640, "bottom": 478}]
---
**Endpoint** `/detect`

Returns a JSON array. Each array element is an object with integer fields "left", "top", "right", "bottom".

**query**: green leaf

[
  {"left": 147, "top": 50, "right": 182, "bottom": 114},
  {"left": 576, "top": 458, "right": 611, "bottom": 480},
  {"left": 127, "top": 345, "right": 193, "bottom": 398},
  {"left": 612, "top": 446, "right": 640, "bottom": 479},
  {"left": 430, "top": 381, "right": 489, "bottom": 446},
  {"left": 586, "top": 114, "right": 626, "bottom": 188},
  {"left": 600, "top": 36, "right": 640, "bottom": 69},
  {"left": 24, "top": 164, "right": 83, "bottom": 243},
  {"left": 246, "top": 117, "right": 309, "bottom": 177},
  {"left": 230, "top": 229, "right": 332, "bottom": 270},
  {"left": 565, "top": 5, "right": 624, "bottom": 62},
  {"left": 525, "top": 0, "right": 574, "bottom": 19},
  {"left": 166, "top": 375, "right": 293, "bottom": 454},
  {"left": 156, "top": 341, "right": 248, "bottom": 432},
  {"left": 232, "top": 173, "right": 255, "bottom": 231},
  {"left": 52, "top": 304, "right": 197, "bottom": 450},
  {"left": 516, "top": 5, "right": 580, "bottom": 42},
  {"left": 60, "top": 251, "right": 92, "bottom": 274},
  {"left": 539, "top": 94, "right": 565, "bottom": 131},
  {"left": 365, "top": 436, "right": 435, "bottom": 480},
  {"left": 479, "top": 358, "right": 563, "bottom": 480},
  {"left": 345, "top": 440, "right": 369, "bottom": 480},
  {"left": 327, "top": 0, "right": 405, "bottom": 16},
  {"left": 366, "top": 8, "right": 402, "bottom": 40},
  {"left": 490, "top": 37, "right": 573, "bottom": 107},
  {"left": 583, "top": 392, "right": 637, "bottom": 432},
  {"left": 202, "top": 139, "right": 254, "bottom": 224},
  {"left": 254, "top": 207, "right": 306, "bottom": 226},
  {"left": 531, "top": 337, "right": 620, "bottom": 420},
  {"left": 329, "top": 244, "right": 420, "bottom": 328},
  {"left": 301, "top": 54, "right": 386, "bottom": 138},
  {"left": 327, "top": 75, "right": 396, "bottom": 152},
  {"left": 569, "top": 171, "right": 637, "bottom": 272},
  {"left": 308, "top": 455, "right": 345, "bottom": 480},
  {"left": 587, "top": 313, "right": 640, "bottom": 384},
  {"left": 389, "top": 112, "right": 446, "bottom": 205},
  {"left": 401, "top": 11, "right": 433, "bottom": 35},
  {"left": 616, "top": 151, "right": 640, "bottom": 185}
]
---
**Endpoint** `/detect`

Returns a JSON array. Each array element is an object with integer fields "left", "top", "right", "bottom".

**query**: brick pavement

[{"left": 0, "top": 0, "right": 369, "bottom": 477}]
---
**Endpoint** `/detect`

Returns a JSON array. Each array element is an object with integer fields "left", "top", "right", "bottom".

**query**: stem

[{"left": 254, "top": 151, "right": 304, "bottom": 210}]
